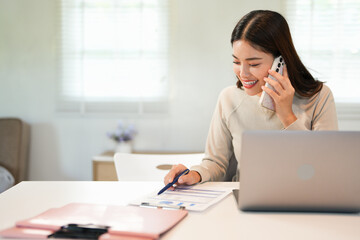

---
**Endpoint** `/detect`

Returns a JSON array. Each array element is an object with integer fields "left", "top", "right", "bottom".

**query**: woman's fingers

[
  {"left": 265, "top": 66, "right": 295, "bottom": 97},
  {"left": 261, "top": 85, "right": 278, "bottom": 101},
  {"left": 264, "top": 65, "right": 296, "bottom": 127},
  {"left": 264, "top": 76, "right": 284, "bottom": 95},
  {"left": 163, "top": 164, "right": 201, "bottom": 188},
  {"left": 268, "top": 66, "right": 291, "bottom": 90},
  {"left": 178, "top": 171, "right": 201, "bottom": 185},
  {"left": 164, "top": 164, "right": 187, "bottom": 185}
]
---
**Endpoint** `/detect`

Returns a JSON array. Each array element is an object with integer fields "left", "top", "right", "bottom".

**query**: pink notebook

[{"left": 0, "top": 203, "right": 188, "bottom": 240}]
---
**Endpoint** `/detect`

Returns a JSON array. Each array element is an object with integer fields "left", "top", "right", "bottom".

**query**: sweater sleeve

[
  {"left": 190, "top": 90, "right": 234, "bottom": 182},
  {"left": 285, "top": 85, "right": 338, "bottom": 131}
]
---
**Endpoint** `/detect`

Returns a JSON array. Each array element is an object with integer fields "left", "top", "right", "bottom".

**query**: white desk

[{"left": 0, "top": 181, "right": 359, "bottom": 240}]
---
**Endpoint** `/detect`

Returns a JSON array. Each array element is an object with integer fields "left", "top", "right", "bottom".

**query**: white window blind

[
  {"left": 58, "top": 0, "right": 169, "bottom": 114},
  {"left": 285, "top": 0, "right": 360, "bottom": 104}
]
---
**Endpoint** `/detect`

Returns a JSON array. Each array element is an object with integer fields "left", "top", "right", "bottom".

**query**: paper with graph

[{"left": 130, "top": 184, "right": 232, "bottom": 211}]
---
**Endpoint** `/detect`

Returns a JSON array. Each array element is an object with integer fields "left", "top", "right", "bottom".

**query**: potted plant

[{"left": 107, "top": 121, "right": 136, "bottom": 153}]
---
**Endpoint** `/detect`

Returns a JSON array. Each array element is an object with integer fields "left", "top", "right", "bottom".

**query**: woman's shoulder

[
  {"left": 294, "top": 83, "right": 335, "bottom": 109},
  {"left": 319, "top": 84, "right": 332, "bottom": 95},
  {"left": 296, "top": 83, "right": 333, "bottom": 101},
  {"left": 313, "top": 84, "right": 334, "bottom": 101}
]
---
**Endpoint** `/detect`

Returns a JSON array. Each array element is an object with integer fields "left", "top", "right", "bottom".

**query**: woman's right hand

[{"left": 163, "top": 164, "right": 201, "bottom": 190}]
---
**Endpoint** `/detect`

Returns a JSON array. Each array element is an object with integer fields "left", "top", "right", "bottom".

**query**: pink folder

[{"left": 0, "top": 203, "right": 188, "bottom": 240}]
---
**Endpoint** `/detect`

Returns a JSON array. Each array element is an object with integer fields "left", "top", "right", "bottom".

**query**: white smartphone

[{"left": 259, "top": 55, "right": 285, "bottom": 111}]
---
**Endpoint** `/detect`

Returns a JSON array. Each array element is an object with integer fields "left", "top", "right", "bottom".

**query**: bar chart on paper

[{"left": 130, "top": 184, "right": 233, "bottom": 211}]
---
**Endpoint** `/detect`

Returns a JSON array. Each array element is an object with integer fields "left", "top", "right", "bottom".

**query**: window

[
  {"left": 59, "top": 0, "right": 169, "bottom": 114},
  {"left": 285, "top": 0, "right": 360, "bottom": 106}
]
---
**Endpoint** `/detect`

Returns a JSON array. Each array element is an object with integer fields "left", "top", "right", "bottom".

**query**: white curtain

[
  {"left": 59, "top": 0, "right": 169, "bottom": 114},
  {"left": 285, "top": 0, "right": 360, "bottom": 103}
]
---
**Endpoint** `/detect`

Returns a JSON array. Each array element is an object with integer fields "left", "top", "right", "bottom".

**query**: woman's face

[{"left": 232, "top": 40, "right": 274, "bottom": 96}]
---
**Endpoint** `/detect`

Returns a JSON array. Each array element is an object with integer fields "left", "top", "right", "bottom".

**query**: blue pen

[{"left": 158, "top": 169, "right": 190, "bottom": 195}]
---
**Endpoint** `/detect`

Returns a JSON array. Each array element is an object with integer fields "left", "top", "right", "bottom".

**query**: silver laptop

[{"left": 235, "top": 131, "right": 360, "bottom": 213}]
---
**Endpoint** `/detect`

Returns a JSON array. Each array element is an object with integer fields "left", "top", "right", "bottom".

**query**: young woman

[{"left": 164, "top": 10, "right": 338, "bottom": 186}]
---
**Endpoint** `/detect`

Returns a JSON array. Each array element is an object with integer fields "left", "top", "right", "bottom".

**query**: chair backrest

[
  {"left": 114, "top": 153, "right": 204, "bottom": 181},
  {"left": 0, "top": 118, "right": 30, "bottom": 183}
]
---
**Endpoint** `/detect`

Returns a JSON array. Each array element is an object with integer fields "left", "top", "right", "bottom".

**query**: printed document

[{"left": 130, "top": 184, "right": 233, "bottom": 211}]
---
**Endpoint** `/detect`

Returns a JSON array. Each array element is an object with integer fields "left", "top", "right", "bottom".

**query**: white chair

[{"left": 114, "top": 153, "right": 204, "bottom": 181}]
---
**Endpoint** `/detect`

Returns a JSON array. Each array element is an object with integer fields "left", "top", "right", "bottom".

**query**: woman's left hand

[{"left": 261, "top": 65, "right": 297, "bottom": 128}]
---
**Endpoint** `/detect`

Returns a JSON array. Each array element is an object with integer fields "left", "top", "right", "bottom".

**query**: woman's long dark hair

[{"left": 231, "top": 10, "right": 322, "bottom": 97}]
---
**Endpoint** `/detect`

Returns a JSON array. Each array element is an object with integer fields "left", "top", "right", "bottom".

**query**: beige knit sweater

[{"left": 191, "top": 84, "right": 338, "bottom": 182}]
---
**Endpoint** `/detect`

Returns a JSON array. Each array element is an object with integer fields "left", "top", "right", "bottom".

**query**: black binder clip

[{"left": 48, "top": 223, "right": 109, "bottom": 239}]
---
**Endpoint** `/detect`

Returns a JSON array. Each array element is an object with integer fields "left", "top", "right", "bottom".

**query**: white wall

[{"left": 0, "top": 0, "right": 359, "bottom": 181}]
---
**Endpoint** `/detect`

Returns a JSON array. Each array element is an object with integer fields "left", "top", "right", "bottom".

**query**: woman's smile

[{"left": 241, "top": 79, "right": 259, "bottom": 89}]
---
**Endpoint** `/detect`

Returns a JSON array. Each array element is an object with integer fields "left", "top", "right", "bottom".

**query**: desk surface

[{"left": 0, "top": 181, "right": 359, "bottom": 240}]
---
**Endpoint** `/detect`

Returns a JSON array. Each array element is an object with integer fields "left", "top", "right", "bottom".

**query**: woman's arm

[
  {"left": 262, "top": 66, "right": 297, "bottom": 128},
  {"left": 262, "top": 65, "right": 338, "bottom": 131},
  {"left": 190, "top": 89, "right": 235, "bottom": 182},
  {"left": 162, "top": 88, "right": 235, "bottom": 186}
]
